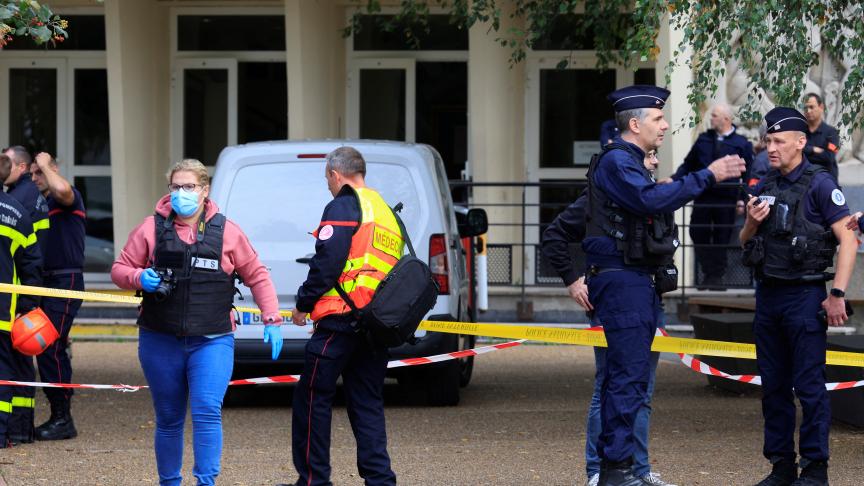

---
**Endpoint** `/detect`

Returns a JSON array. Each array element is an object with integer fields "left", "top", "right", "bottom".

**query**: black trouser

[
  {"left": 689, "top": 199, "right": 736, "bottom": 278},
  {"left": 0, "top": 330, "right": 36, "bottom": 441},
  {"left": 36, "top": 273, "right": 84, "bottom": 410}
]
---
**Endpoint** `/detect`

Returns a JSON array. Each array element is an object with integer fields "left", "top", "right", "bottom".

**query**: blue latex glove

[
  {"left": 263, "top": 325, "right": 283, "bottom": 361},
  {"left": 140, "top": 268, "right": 162, "bottom": 293}
]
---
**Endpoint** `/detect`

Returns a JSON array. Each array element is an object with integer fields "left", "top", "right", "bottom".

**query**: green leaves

[
  {"left": 0, "top": 0, "right": 68, "bottom": 47},
  {"left": 344, "top": 0, "right": 864, "bottom": 130}
]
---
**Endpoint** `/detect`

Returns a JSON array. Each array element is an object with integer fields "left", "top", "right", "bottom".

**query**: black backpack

[{"left": 334, "top": 203, "right": 439, "bottom": 347}]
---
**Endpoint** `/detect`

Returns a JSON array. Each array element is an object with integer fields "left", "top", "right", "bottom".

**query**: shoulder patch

[
  {"left": 318, "top": 224, "right": 334, "bottom": 241},
  {"left": 831, "top": 189, "right": 846, "bottom": 206}
]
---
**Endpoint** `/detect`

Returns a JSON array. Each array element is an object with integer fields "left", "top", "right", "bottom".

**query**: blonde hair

[{"left": 166, "top": 159, "right": 210, "bottom": 186}]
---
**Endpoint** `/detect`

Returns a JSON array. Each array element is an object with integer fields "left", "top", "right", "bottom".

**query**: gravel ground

[{"left": 0, "top": 341, "right": 862, "bottom": 485}]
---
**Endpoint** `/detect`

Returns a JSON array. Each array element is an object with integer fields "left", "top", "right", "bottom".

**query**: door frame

[
  {"left": 169, "top": 57, "right": 238, "bottom": 164},
  {"left": 346, "top": 58, "right": 416, "bottom": 141}
]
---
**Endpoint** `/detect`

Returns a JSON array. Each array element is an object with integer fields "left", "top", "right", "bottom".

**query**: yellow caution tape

[
  {"left": 2, "top": 283, "right": 862, "bottom": 367},
  {"left": 419, "top": 320, "right": 864, "bottom": 368}
]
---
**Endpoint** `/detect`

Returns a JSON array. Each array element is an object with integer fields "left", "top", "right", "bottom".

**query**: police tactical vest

[
  {"left": 586, "top": 142, "right": 679, "bottom": 266},
  {"left": 755, "top": 165, "right": 837, "bottom": 282},
  {"left": 138, "top": 211, "right": 236, "bottom": 336},
  {"left": 311, "top": 187, "right": 405, "bottom": 322}
]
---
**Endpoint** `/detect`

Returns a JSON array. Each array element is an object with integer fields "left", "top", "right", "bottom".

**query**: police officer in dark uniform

[
  {"left": 0, "top": 153, "right": 43, "bottom": 449},
  {"left": 2, "top": 146, "right": 47, "bottom": 445},
  {"left": 740, "top": 107, "right": 855, "bottom": 486},
  {"left": 670, "top": 104, "right": 753, "bottom": 288},
  {"left": 801, "top": 93, "right": 841, "bottom": 180},
  {"left": 586, "top": 85, "right": 745, "bottom": 486},
  {"left": 28, "top": 152, "right": 85, "bottom": 441},
  {"left": 283, "top": 146, "right": 399, "bottom": 486}
]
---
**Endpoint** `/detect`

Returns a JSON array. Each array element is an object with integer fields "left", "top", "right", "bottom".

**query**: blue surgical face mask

[{"left": 170, "top": 189, "right": 200, "bottom": 217}]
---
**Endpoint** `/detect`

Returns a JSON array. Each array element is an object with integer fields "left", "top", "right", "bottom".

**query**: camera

[{"left": 151, "top": 267, "right": 177, "bottom": 302}]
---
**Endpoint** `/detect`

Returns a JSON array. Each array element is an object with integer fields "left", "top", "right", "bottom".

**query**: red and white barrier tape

[
  {"left": 657, "top": 329, "right": 864, "bottom": 390},
  {"left": 0, "top": 339, "right": 526, "bottom": 392}
]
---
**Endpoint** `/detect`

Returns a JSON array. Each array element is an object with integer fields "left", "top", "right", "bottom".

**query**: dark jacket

[
  {"left": 673, "top": 127, "right": 753, "bottom": 200},
  {"left": 805, "top": 121, "right": 840, "bottom": 179}
]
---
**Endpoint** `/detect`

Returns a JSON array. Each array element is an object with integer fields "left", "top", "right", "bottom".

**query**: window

[
  {"left": 359, "top": 69, "right": 406, "bottom": 140},
  {"left": 238, "top": 62, "right": 288, "bottom": 143},
  {"left": 183, "top": 68, "right": 229, "bottom": 165},
  {"left": 531, "top": 14, "right": 629, "bottom": 51},
  {"left": 75, "top": 176, "right": 113, "bottom": 273},
  {"left": 2, "top": 15, "right": 106, "bottom": 50},
  {"left": 8, "top": 68, "right": 57, "bottom": 155},
  {"left": 353, "top": 15, "right": 468, "bottom": 51},
  {"left": 177, "top": 15, "right": 286, "bottom": 51},
  {"left": 539, "top": 68, "right": 616, "bottom": 167},
  {"left": 74, "top": 69, "right": 110, "bottom": 165}
]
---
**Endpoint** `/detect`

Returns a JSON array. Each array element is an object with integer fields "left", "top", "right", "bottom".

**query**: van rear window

[{"left": 223, "top": 162, "right": 423, "bottom": 244}]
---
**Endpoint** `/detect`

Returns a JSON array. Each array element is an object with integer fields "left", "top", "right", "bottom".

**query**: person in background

[
  {"left": 111, "top": 158, "right": 283, "bottom": 486},
  {"left": 802, "top": 93, "right": 840, "bottom": 180}
]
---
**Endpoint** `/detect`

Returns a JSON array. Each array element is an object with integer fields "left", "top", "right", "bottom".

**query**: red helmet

[{"left": 11, "top": 308, "right": 59, "bottom": 356}]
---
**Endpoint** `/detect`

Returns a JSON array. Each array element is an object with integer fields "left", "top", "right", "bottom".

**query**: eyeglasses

[{"left": 168, "top": 183, "right": 204, "bottom": 193}]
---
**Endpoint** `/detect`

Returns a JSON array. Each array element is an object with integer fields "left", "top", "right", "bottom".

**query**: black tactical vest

[
  {"left": 585, "top": 142, "right": 679, "bottom": 266},
  {"left": 754, "top": 165, "right": 837, "bottom": 282},
  {"left": 138, "top": 211, "right": 236, "bottom": 336}
]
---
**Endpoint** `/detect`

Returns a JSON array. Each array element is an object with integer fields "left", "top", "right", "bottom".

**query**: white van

[{"left": 209, "top": 140, "right": 487, "bottom": 405}]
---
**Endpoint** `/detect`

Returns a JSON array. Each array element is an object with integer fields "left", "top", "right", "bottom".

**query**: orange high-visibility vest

[{"left": 311, "top": 187, "right": 404, "bottom": 322}]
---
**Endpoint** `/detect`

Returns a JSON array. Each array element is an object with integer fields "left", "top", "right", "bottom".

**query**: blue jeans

[
  {"left": 138, "top": 328, "right": 234, "bottom": 486},
  {"left": 585, "top": 318, "right": 662, "bottom": 478}
]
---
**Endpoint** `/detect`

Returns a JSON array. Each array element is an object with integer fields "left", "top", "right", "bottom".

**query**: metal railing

[{"left": 449, "top": 180, "right": 754, "bottom": 299}]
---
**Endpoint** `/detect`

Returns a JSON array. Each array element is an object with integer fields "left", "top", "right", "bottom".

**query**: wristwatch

[{"left": 830, "top": 288, "right": 845, "bottom": 298}]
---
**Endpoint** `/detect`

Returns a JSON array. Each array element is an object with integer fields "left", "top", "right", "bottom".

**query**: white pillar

[
  {"left": 104, "top": 0, "right": 170, "bottom": 253},
  {"left": 285, "top": 0, "right": 345, "bottom": 139}
]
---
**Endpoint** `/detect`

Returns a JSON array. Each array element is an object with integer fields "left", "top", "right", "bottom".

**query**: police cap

[
  {"left": 607, "top": 85, "right": 670, "bottom": 112},
  {"left": 764, "top": 106, "right": 808, "bottom": 134}
]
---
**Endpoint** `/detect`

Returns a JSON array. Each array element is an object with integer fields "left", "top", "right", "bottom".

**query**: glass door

[
  {"left": 347, "top": 58, "right": 415, "bottom": 141},
  {"left": 170, "top": 58, "right": 237, "bottom": 165},
  {"left": 0, "top": 58, "right": 68, "bottom": 159}
]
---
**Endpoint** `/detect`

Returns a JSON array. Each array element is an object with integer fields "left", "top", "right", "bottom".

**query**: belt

[
  {"left": 588, "top": 264, "right": 656, "bottom": 276},
  {"left": 42, "top": 268, "right": 83, "bottom": 277}
]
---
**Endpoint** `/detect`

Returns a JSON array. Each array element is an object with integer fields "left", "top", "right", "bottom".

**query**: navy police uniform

[
  {"left": 804, "top": 121, "right": 840, "bottom": 180},
  {"left": 35, "top": 188, "right": 85, "bottom": 427},
  {"left": 586, "top": 86, "right": 721, "bottom": 484},
  {"left": 4, "top": 171, "right": 48, "bottom": 443},
  {"left": 0, "top": 192, "right": 42, "bottom": 447},
  {"left": 672, "top": 127, "right": 753, "bottom": 283},
  {"left": 291, "top": 184, "right": 396, "bottom": 486},
  {"left": 746, "top": 108, "right": 846, "bottom": 484}
]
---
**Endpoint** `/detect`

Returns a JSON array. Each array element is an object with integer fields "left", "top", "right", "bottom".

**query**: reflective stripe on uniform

[
  {"left": 0, "top": 319, "right": 10, "bottom": 332},
  {"left": 33, "top": 217, "right": 50, "bottom": 234},
  {"left": 0, "top": 401, "right": 11, "bottom": 413},
  {"left": 12, "top": 396, "right": 35, "bottom": 408}
]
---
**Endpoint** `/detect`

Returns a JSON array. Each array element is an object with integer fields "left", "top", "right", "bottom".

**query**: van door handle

[{"left": 296, "top": 254, "right": 314, "bottom": 264}]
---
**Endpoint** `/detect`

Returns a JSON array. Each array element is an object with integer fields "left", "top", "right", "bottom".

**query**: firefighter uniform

[
  {"left": 0, "top": 192, "right": 42, "bottom": 448},
  {"left": 34, "top": 187, "right": 85, "bottom": 440},
  {"left": 745, "top": 107, "right": 848, "bottom": 485},
  {"left": 4, "top": 171, "right": 48, "bottom": 444},
  {"left": 586, "top": 86, "right": 723, "bottom": 485},
  {"left": 291, "top": 184, "right": 401, "bottom": 486}
]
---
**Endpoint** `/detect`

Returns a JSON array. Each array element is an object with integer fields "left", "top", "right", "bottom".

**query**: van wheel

[
  {"left": 425, "top": 360, "right": 461, "bottom": 406},
  {"left": 458, "top": 334, "right": 476, "bottom": 387}
]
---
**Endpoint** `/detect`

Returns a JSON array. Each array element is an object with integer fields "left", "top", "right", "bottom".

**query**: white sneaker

[
  {"left": 587, "top": 473, "right": 599, "bottom": 486},
  {"left": 640, "top": 472, "right": 678, "bottom": 486}
]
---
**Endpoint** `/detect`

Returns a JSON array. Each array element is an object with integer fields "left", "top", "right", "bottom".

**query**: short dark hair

[
  {"left": 0, "top": 154, "right": 11, "bottom": 183},
  {"left": 4, "top": 145, "right": 31, "bottom": 166},
  {"left": 804, "top": 93, "right": 824, "bottom": 107}
]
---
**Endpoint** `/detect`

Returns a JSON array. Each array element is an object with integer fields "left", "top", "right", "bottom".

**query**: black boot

[
  {"left": 791, "top": 460, "right": 828, "bottom": 486},
  {"left": 35, "top": 401, "right": 77, "bottom": 441},
  {"left": 755, "top": 457, "right": 798, "bottom": 486},
  {"left": 598, "top": 458, "right": 651, "bottom": 486}
]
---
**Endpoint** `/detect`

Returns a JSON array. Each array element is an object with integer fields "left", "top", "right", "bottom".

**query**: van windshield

[{"left": 223, "top": 161, "right": 422, "bottom": 244}]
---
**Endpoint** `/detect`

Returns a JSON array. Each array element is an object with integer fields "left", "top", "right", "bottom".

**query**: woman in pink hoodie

[{"left": 111, "top": 159, "right": 282, "bottom": 486}]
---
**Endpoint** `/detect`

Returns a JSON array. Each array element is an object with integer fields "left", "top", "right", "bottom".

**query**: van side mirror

[{"left": 455, "top": 207, "right": 488, "bottom": 238}]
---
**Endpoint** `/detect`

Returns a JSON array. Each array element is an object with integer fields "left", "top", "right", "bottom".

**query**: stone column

[
  {"left": 104, "top": 0, "right": 170, "bottom": 253},
  {"left": 285, "top": 0, "right": 345, "bottom": 138}
]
